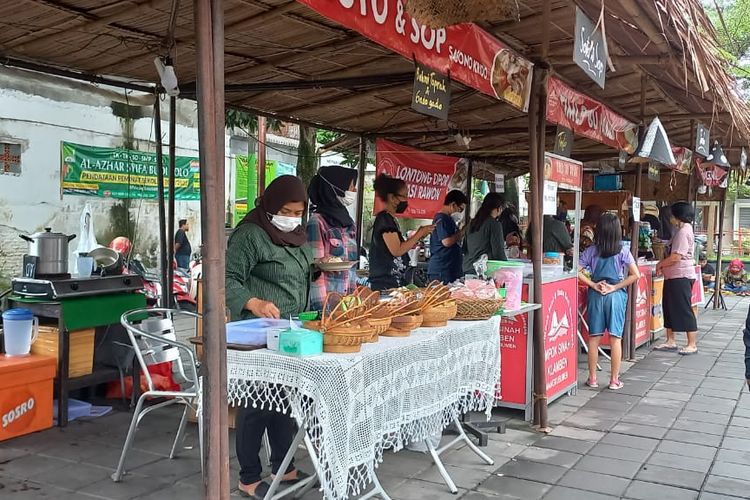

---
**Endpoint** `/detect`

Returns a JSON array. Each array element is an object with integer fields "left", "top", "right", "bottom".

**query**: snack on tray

[{"left": 449, "top": 279, "right": 500, "bottom": 300}]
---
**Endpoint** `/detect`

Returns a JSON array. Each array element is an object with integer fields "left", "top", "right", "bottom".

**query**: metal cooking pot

[
  {"left": 20, "top": 228, "right": 76, "bottom": 276},
  {"left": 89, "top": 247, "right": 123, "bottom": 276}
]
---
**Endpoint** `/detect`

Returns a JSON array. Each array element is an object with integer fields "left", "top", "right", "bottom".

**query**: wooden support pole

[
  {"left": 153, "top": 97, "right": 170, "bottom": 308},
  {"left": 529, "top": 65, "right": 549, "bottom": 431},
  {"left": 356, "top": 136, "right": 367, "bottom": 255},
  {"left": 194, "top": 0, "right": 229, "bottom": 497}
]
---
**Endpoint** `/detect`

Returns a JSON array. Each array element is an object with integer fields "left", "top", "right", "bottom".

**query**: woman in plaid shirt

[{"left": 307, "top": 166, "right": 359, "bottom": 310}]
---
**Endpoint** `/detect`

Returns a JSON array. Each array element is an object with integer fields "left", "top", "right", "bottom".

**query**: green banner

[
  {"left": 61, "top": 141, "right": 201, "bottom": 200},
  {"left": 233, "top": 155, "right": 295, "bottom": 225}
]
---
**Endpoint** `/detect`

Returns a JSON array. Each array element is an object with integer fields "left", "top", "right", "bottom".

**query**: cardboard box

[
  {"left": 188, "top": 404, "right": 237, "bottom": 429},
  {"left": 0, "top": 354, "right": 56, "bottom": 441},
  {"left": 32, "top": 327, "right": 95, "bottom": 378}
]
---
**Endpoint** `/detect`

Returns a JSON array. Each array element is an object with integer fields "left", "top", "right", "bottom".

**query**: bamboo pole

[{"left": 194, "top": 0, "right": 229, "bottom": 496}]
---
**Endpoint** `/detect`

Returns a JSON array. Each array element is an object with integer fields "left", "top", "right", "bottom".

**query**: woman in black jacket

[{"left": 463, "top": 193, "right": 507, "bottom": 274}]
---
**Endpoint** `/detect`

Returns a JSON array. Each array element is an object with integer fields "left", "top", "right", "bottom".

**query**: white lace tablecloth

[{"left": 226, "top": 317, "right": 501, "bottom": 500}]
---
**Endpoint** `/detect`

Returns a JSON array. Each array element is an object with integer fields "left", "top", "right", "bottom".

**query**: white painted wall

[{"left": 0, "top": 67, "right": 298, "bottom": 280}]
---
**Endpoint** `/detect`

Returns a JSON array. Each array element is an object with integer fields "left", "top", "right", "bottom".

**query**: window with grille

[
  {"left": 0, "top": 142, "right": 21, "bottom": 176},
  {"left": 739, "top": 206, "right": 750, "bottom": 229}
]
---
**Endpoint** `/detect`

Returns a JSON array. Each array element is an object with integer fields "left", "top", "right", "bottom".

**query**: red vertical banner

[
  {"left": 542, "top": 277, "right": 578, "bottom": 400},
  {"left": 635, "top": 266, "right": 652, "bottom": 347},
  {"left": 498, "top": 283, "right": 530, "bottom": 404}
]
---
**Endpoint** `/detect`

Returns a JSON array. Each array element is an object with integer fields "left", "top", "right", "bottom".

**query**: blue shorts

[{"left": 587, "top": 289, "right": 627, "bottom": 338}]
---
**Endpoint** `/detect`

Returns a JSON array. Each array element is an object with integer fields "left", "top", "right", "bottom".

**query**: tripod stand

[{"left": 705, "top": 286, "right": 727, "bottom": 310}]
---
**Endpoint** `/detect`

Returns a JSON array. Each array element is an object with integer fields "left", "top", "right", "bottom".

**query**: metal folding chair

[{"left": 112, "top": 308, "right": 202, "bottom": 482}]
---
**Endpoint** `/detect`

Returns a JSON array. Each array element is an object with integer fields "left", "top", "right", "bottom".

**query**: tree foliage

[
  {"left": 705, "top": 0, "right": 750, "bottom": 91},
  {"left": 224, "top": 108, "right": 282, "bottom": 134},
  {"left": 316, "top": 129, "right": 360, "bottom": 167}
]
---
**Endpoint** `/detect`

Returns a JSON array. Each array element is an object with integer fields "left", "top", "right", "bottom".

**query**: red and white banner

[
  {"left": 297, "top": 0, "right": 534, "bottom": 111},
  {"left": 498, "top": 283, "right": 530, "bottom": 405},
  {"left": 547, "top": 77, "right": 638, "bottom": 153},
  {"left": 635, "top": 266, "right": 652, "bottom": 347},
  {"left": 542, "top": 277, "right": 578, "bottom": 400},
  {"left": 544, "top": 152, "right": 583, "bottom": 191},
  {"left": 375, "top": 139, "right": 463, "bottom": 218},
  {"left": 695, "top": 158, "right": 728, "bottom": 187}
]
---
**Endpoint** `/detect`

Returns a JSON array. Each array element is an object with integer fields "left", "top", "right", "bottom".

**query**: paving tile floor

[{"left": 1, "top": 297, "right": 749, "bottom": 499}]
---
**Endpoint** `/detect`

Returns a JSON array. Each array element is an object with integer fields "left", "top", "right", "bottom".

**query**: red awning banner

[
  {"left": 546, "top": 77, "right": 638, "bottom": 153},
  {"left": 297, "top": 0, "right": 534, "bottom": 111},
  {"left": 375, "top": 139, "right": 464, "bottom": 219}
]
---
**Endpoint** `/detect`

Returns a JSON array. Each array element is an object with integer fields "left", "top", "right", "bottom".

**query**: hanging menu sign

[
  {"left": 553, "top": 126, "right": 574, "bottom": 157},
  {"left": 648, "top": 163, "right": 660, "bottom": 182},
  {"left": 411, "top": 63, "right": 451, "bottom": 120},
  {"left": 741, "top": 147, "right": 747, "bottom": 171},
  {"left": 695, "top": 123, "right": 710, "bottom": 157},
  {"left": 573, "top": 7, "right": 608, "bottom": 89}
]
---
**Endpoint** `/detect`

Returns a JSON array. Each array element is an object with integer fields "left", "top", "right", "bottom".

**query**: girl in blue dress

[{"left": 578, "top": 213, "right": 640, "bottom": 390}]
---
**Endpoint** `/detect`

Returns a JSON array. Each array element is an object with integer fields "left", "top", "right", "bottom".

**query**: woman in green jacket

[
  {"left": 226, "top": 175, "right": 311, "bottom": 497},
  {"left": 463, "top": 192, "right": 507, "bottom": 274}
]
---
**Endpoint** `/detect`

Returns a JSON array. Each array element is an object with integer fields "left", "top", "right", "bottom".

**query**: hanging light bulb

[{"left": 154, "top": 56, "right": 180, "bottom": 97}]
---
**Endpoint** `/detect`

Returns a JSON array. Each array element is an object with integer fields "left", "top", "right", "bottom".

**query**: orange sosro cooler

[{"left": 0, "top": 354, "right": 56, "bottom": 442}]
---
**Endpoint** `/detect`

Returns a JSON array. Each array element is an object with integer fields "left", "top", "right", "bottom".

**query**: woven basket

[
  {"left": 406, "top": 0, "right": 518, "bottom": 28},
  {"left": 455, "top": 299, "right": 504, "bottom": 321},
  {"left": 365, "top": 316, "right": 392, "bottom": 343},
  {"left": 302, "top": 320, "right": 321, "bottom": 331},
  {"left": 422, "top": 300, "right": 457, "bottom": 327},
  {"left": 383, "top": 314, "right": 423, "bottom": 337},
  {"left": 323, "top": 323, "right": 374, "bottom": 353}
]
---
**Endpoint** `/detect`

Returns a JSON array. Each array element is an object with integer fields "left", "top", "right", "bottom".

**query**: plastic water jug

[{"left": 1, "top": 308, "right": 39, "bottom": 356}]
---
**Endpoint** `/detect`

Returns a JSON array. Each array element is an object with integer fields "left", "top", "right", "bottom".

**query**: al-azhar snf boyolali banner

[{"left": 61, "top": 141, "right": 200, "bottom": 200}]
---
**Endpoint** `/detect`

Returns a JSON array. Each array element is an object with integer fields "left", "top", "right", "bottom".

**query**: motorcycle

[{"left": 109, "top": 237, "right": 197, "bottom": 311}]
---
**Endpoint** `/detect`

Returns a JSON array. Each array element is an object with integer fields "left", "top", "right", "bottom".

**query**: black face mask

[{"left": 396, "top": 201, "right": 408, "bottom": 214}]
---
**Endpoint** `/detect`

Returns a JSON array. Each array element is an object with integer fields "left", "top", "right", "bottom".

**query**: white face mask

[
  {"left": 338, "top": 191, "right": 357, "bottom": 207},
  {"left": 270, "top": 214, "right": 301, "bottom": 233},
  {"left": 452, "top": 211, "right": 464, "bottom": 224}
]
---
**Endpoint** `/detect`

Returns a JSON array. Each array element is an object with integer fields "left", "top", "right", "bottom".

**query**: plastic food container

[
  {"left": 278, "top": 327, "right": 323, "bottom": 357},
  {"left": 226, "top": 319, "right": 300, "bottom": 346},
  {"left": 489, "top": 261, "right": 525, "bottom": 311}
]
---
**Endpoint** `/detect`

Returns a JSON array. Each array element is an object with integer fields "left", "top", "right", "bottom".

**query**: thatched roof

[{"left": 1, "top": 0, "right": 748, "bottom": 175}]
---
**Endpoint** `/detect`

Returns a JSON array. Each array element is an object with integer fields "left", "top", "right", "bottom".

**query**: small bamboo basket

[
  {"left": 384, "top": 314, "right": 424, "bottom": 337},
  {"left": 319, "top": 292, "right": 374, "bottom": 353},
  {"left": 365, "top": 316, "right": 392, "bottom": 343},
  {"left": 455, "top": 298, "right": 504, "bottom": 321},
  {"left": 419, "top": 281, "right": 457, "bottom": 327},
  {"left": 422, "top": 301, "right": 457, "bottom": 327}
]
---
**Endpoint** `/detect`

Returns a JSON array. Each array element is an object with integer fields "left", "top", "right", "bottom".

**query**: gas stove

[{"left": 11, "top": 274, "right": 144, "bottom": 300}]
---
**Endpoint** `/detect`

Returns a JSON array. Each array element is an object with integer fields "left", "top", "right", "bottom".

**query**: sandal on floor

[
  {"left": 280, "top": 470, "right": 310, "bottom": 485},
  {"left": 678, "top": 347, "right": 698, "bottom": 356},
  {"left": 585, "top": 378, "right": 599, "bottom": 388},
  {"left": 238, "top": 482, "right": 266, "bottom": 499},
  {"left": 653, "top": 344, "right": 679, "bottom": 351},
  {"left": 608, "top": 380, "right": 624, "bottom": 390}
]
